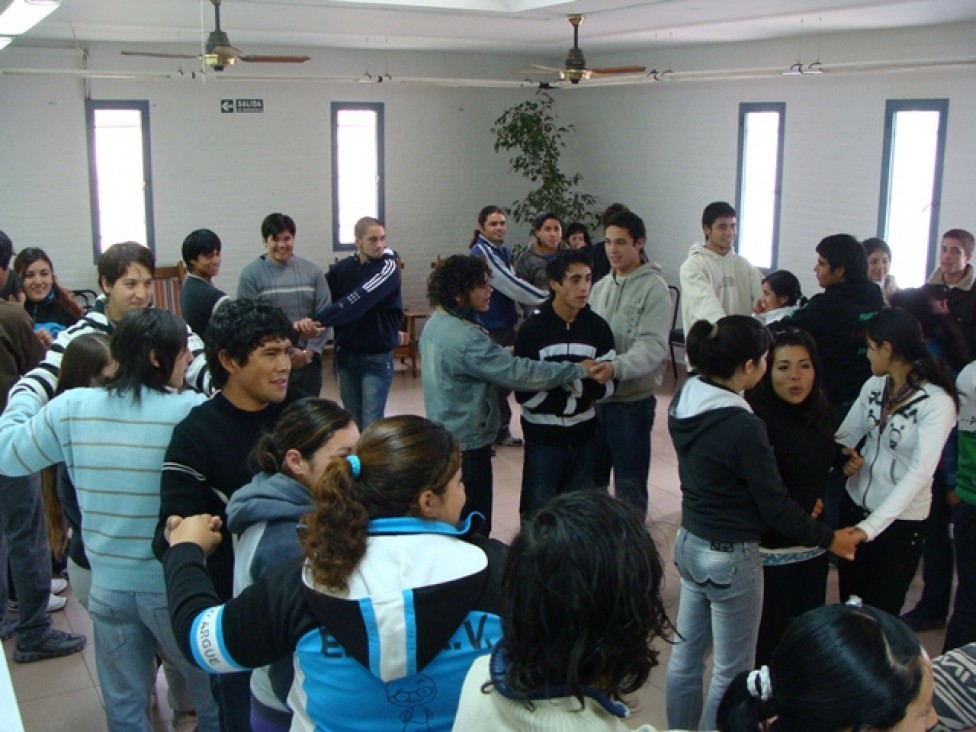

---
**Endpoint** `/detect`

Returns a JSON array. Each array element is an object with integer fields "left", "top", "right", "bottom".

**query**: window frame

[
  {"left": 330, "top": 101, "right": 385, "bottom": 252},
  {"left": 85, "top": 99, "right": 156, "bottom": 263},
  {"left": 876, "top": 98, "right": 949, "bottom": 278},
  {"left": 735, "top": 101, "right": 786, "bottom": 271}
]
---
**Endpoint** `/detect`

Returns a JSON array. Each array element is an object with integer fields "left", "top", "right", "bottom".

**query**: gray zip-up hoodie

[
  {"left": 589, "top": 262, "right": 671, "bottom": 402},
  {"left": 226, "top": 471, "right": 312, "bottom": 722}
]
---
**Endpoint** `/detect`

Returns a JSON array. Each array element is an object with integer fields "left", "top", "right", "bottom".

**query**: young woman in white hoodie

[{"left": 836, "top": 306, "right": 958, "bottom": 616}]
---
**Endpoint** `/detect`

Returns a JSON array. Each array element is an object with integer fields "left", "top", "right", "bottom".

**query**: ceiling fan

[
  {"left": 527, "top": 15, "right": 645, "bottom": 85},
  {"left": 121, "top": 0, "right": 310, "bottom": 72}
]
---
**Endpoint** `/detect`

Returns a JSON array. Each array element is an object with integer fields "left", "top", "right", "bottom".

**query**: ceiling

[{"left": 14, "top": 0, "right": 976, "bottom": 56}]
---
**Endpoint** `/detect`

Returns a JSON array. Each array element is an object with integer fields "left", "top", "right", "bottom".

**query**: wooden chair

[{"left": 152, "top": 261, "right": 186, "bottom": 316}]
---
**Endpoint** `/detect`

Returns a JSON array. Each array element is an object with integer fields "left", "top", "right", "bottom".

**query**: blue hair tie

[{"left": 346, "top": 455, "right": 361, "bottom": 478}]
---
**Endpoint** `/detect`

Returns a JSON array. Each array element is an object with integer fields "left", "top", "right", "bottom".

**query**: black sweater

[
  {"left": 668, "top": 377, "right": 834, "bottom": 549},
  {"left": 153, "top": 389, "right": 301, "bottom": 600},
  {"left": 774, "top": 279, "right": 884, "bottom": 405},
  {"left": 752, "top": 397, "right": 837, "bottom": 549}
]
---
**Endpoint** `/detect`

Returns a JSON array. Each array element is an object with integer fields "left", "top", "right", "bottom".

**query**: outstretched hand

[
  {"left": 829, "top": 526, "right": 866, "bottom": 561},
  {"left": 587, "top": 361, "right": 615, "bottom": 384},
  {"left": 293, "top": 318, "right": 325, "bottom": 337},
  {"left": 165, "top": 514, "right": 223, "bottom": 556}
]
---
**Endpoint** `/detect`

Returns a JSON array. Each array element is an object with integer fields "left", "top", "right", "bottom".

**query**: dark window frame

[
  {"left": 85, "top": 99, "right": 156, "bottom": 263},
  {"left": 735, "top": 101, "right": 786, "bottom": 271},
  {"left": 330, "top": 101, "right": 385, "bottom": 252},
  {"left": 877, "top": 98, "right": 949, "bottom": 276}
]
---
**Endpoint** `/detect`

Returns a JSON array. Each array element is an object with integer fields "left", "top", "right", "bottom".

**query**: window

[
  {"left": 877, "top": 99, "right": 949, "bottom": 287},
  {"left": 85, "top": 100, "right": 155, "bottom": 261},
  {"left": 735, "top": 103, "right": 785, "bottom": 270},
  {"left": 331, "top": 102, "right": 384, "bottom": 250}
]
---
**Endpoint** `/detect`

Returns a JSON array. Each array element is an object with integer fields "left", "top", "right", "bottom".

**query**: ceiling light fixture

[{"left": 0, "top": 0, "right": 61, "bottom": 36}]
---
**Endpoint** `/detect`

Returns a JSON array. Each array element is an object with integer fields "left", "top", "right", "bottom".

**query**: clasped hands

[
  {"left": 164, "top": 514, "right": 224, "bottom": 556},
  {"left": 580, "top": 358, "right": 614, "bottom": 384}
]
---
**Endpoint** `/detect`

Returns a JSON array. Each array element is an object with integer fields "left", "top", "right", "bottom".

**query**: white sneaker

[
  {"left": 46, "top": 594, "right": 67, "bottom": 613},
  {"left": 169, "top": 711, "right": 198, "bottom": 732},
  {"left": 51, "top": 578, "right": 68, "bottom": 595}
]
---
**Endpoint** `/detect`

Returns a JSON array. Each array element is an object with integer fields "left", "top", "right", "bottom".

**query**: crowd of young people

[{"left": 0, "top": 214, "right": 973, "bottom": 732}]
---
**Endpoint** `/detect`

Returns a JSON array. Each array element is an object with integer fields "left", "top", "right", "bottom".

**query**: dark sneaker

[
  {"left": 900, "top": 609, "right": 946, "bottom": 633},
  {"left": 495, "top": 434, "right": 524, "bottom": 447},
  {"left": 13, "top": 629, "right": 87, "bottom": 663},
  {"left": 0, "top": 617, "right": 18, "bottom": 641}
]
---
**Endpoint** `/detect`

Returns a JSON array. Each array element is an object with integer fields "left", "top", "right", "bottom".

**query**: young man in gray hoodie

[{"left": 588, "top": 211, "right": 671, "bottom": 517}]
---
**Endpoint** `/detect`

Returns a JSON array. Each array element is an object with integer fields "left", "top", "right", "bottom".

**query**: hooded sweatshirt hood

[
  {"left": 669, "top": 376, "right": 752, "bottom": 452},
  {"left": 226, "top": 471, "right": 312, "bottom": 534}
]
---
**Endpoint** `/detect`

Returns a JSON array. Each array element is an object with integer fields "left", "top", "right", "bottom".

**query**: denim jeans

[
  {"left": 88, "top": 585, "right": 220, "bottom": 732},
  {"left": 666, "top": 528, "right": 762, "bottom": 731},
  {"left": 488, "top": 328, "right": 515, "bottom": 437},
  {"left": 945, "top": 501, "right": 976, "bottom": 651},
  {"left": 520, "top": 439, "right": 599, "bottom": 522},
  {"left": 0, "top": 473, "right": 52, "bottom": 646},
  {"left": 336, "top": 349, "right": 394, "bottom": 430},
  {"left": 593, "top": 397, "right": 655, "bottom": 518}
]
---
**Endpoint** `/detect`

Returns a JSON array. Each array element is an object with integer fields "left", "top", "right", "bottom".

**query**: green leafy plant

[{"left": 491, "top": 91, "right": 598, "bottom": 229}]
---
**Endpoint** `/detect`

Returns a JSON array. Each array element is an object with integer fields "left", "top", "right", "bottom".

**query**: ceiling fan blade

[
  {"left": 590, "top": 65, "right": 647, "bottom": 76},
  {"left": 121, "top": 51, "right": 200, "bottom": 60},
  {"left": 526, "top": 64, "right": 563, "bottom": 74},
  {"left": 239, "top": 55, "right": 311, "bottom": 64},
  {"left": 211, "top": 44, "right": 243, "bottom": 59}
]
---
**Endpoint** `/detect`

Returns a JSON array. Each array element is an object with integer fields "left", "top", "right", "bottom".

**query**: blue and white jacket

[
  {"left": 317, "top": 249, "right": 404, "bottom": 355},
  {"left": 469, "top": 234, "right": 546, "bottom": 332},
  {"left": 166, "top": 516, "right": 506, "bottom": 732}
]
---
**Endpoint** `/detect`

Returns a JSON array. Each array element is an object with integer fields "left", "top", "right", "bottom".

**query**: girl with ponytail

[
  {"left": 225, "top": 397, "right": 357, "bottom": 732},
  {"left": 717, "top": 603, "right": 936, "bottom": 732},
  {"left": 164, "top": 415, "right": 507, "bottom": 732},
  {"left": 666, "top": 315, "right": 860, "bottom": 731},
  {"left": 836, "top": 307, "right": 958, "bottom": 616}
]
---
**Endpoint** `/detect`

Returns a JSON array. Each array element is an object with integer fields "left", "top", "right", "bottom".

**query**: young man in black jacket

[
  {"left": 514, "top": 250, "right": 616, "bottom": 521},
  {"left": 154, "top": 298, "right": 301, "bottom": 732}
]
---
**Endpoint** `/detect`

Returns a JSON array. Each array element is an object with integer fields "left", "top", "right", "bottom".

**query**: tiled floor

[{"left": 3, "top": 363, "right": 948, "bottom": 731}]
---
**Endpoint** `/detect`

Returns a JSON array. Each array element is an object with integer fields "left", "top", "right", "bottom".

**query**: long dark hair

[
  {"left": 13, "top": 247, "right": 83, "bottom": 322},
  {"left": 103, "top": 309, "right": 188, "bottom": 402},
  {"left": 686, "top": 315, "right": 772, "bottom": 379},
  {"left": 866, "top": 307, "right": 959, "bottom": 409},
  {"left": 889, "top": 287, "right": 971, "bottom": 373},
  {"left": 747, "top": 328, "right": 833, "bottom": 437},
  {"left": 301, "top": 416, "right": 461, "bottom": 592},
  {"left": 493, "top": 492, "right": 672, "bottom": 707},
  {"left": 718, "top": 604, "right": 926, "bottom": 731}
]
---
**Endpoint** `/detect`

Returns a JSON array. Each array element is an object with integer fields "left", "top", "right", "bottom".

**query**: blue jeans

[
  {"left": 666, "top": 528, "right": 762, "bottom": 731},
  {"left": 593, "top": 397, "right": 655, "bottom": 517},
  {"left": 0, "top": 473, "right": 52, "bottom": 646},
  {"left": 88, "top": 585, "right": 220, "bottom": 732},
  {"left": 336, "top": 349, "right": 394, "bottom": 430},
  {"left": 520, "top": 439, "right": 599, "bottom": 522},
  {"left": 945, "top": 501, "right": 976, "bottom": 651}
]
